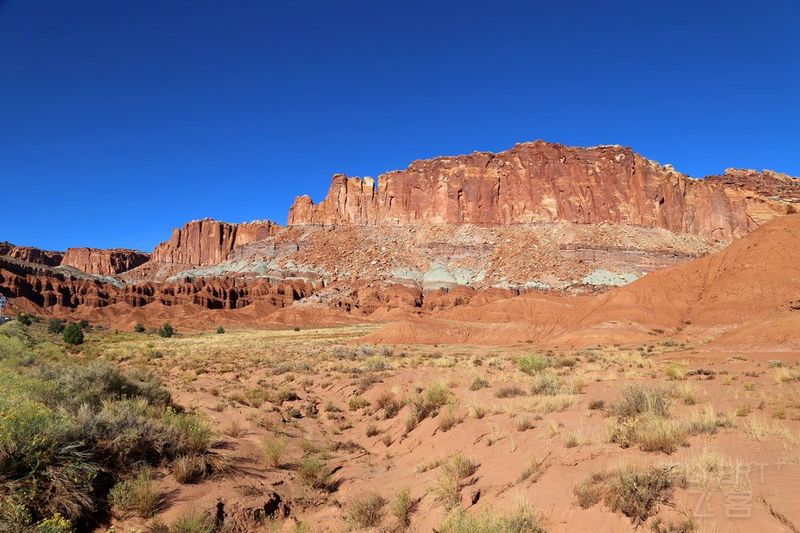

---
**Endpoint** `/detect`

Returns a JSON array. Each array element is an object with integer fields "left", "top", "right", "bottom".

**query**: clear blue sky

[{"left": 2, "top": 1, "right": 798, "bottom": 251}]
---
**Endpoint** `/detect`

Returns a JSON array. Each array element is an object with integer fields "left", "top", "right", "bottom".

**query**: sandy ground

[{"left": 87, "top": 325, "right": 800, "bottom": 532}]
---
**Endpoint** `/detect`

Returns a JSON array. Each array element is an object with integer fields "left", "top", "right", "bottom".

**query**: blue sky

[{"left": 2, "top": 0, "right": 798, "bottom": 251}]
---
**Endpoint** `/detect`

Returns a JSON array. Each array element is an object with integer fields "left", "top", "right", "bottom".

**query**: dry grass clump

[
  {"left": 773, "top": 367, "right": 800, "bottom": 384},
  {"left": 405, "top": 382, "right": 451, "bottom": 433},
  {"left": 664, "top": 362, "right": 687, "bottom": 381},
  {"left": 469, "top": 375, "right": 490, "bottom": 390},
  {"left": 517, "top": 355, "right": 552, "bottom": 375},
  {"left": 518, "top": 455, "right": 548, "bottom": 483},
  {"left": 390, "top": 487, "right": 414, "bottom": 528},
  {"left": 171, "top": 454, "right": 213, "bottom": 484},
  {"left": 439, "top": 504, "right": 546, "bottom": 533},
  {"left": 574, "top": 465, "right": 680, "bottom": 526},
  {"left": 434, "top": 454, "right": 478, "bottom": 510},
  {"left": 109, "top": 467, "right": 161, "bottom": 518},
  {"left": 168, "top": 510, "right": 216, "bottom": 533},
  {"left": 495, "top": 385, "right": 527, "bottom": 398},
  {"left": 298, "top": 455, "right": 333, "bottom": 490},
  {"left": 439, "top": 406, "right": 462, "bottom": 432},
  {"left": 261, "top": 436, "right": 288, "bottom": 468},
  {"left": 348, "top": 395, "right": 370, "bottom": 411},
  {"left": 345, "top": 492, "right": 386, "bottom": 529},
  {"left": 678, "top": 448, "right": 750, "bottom": 492},
  {"left": 607, "top": 385, "right": 686, "bottom": 454},
  {"left": 375, "top": 391, "right": 403, "bottom": 419}
]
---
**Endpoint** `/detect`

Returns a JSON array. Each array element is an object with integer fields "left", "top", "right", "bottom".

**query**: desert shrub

[
  {"left": 574, "top": 466, "right": 678, "bottom": 526},
  {"left": 170, "top": 511, "right": 215, "bottom": 533},
  {"left": 588, "top": 399, "right": 605, "bottom": 410},
  {"left": 390, "top": 488, "right": 414, "bottom": 527},
  {"left": 215, "top": 326, "right": 225, "bottom": 334},
  {"left": 0, "top": 398, "right": 98, "bottom": 523},
  {"left": 439, "top": 406, "right": 461, "bottom": 432},
  {"left": 16, "top": 313, "right": 33, "bottom": 326},
  {"left": 109, "top": 467, "right": 160, "bottom": 518},
  {"left": 607, "top": 385, "right": 685, "bottom": 453},
  {"left": 651, "top": 517, "right": 697, "bottom": 532},
  {"left": 0, "top": 325, "right": 210, "bottom": 529},
  {"left": 261, "top": 436, "right": 288, "bottom": 468},
  {"left": 529, "top": 372, "right": 564, "bottom": 396},
  {"left": 439, "top": 504, "right": 545, "bottom": 533},
  {"left": 665, "top": 362, "right": 687, "bottom": 381},
  {"left": 405, "top": 382, "right": 450, "bottom": 432},
  {"left": 171, "top": 454, "right": 210, "bottom": 484},
  {"left": 517, "top": 355, "right": 551, "bottom": 375},
  {"left": 298, "top": 455, "right": 333, "bottom": 490},
  {"left": 62, "top": 323, "right": 84, "bottom": 345},
  {"left": 607, "top": 414, "right": 687, "bottom": 454},
  {"left": 365, "top": 423, "right": 380, "bottom": 437},
  {"left": 47, "top": 319, "right": 66, "bottom": 334},
  {"left": 133, "top": 323, "right": 146, "bottom": 333},
  {"left": 495, "top": 385, "right": 526, "bottom": 398},
  {"left": 346, "top": 492, "right": 386, "bottom": 529},
  {"left": 157, "top": 323, "right": 175, "bottom": 338},
  {"left": 375, "top": 391, "right": 402, "bottom": 418},
  {"left": 348, "top": 395, "right": 370, "bottom": 411},
  {"left": 469, "top": 375, "right": 490, "bottom": 390},
  {"left": 434, "top": 454, "right": 478, "bottom": 510},
  {"left": 611, "top": 385, "right": 670, "bottom": 419}
]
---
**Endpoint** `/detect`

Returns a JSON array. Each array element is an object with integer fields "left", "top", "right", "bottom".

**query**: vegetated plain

[{"left": 2, "top": 318, "right": 799, "bottom": 532}]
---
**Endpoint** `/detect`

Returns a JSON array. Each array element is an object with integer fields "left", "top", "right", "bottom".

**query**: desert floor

[{"left": 91, "top": 325, "right": 800, "bottom": 532}]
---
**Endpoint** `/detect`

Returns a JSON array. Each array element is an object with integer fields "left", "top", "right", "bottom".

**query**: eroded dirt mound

[{"left": 365, "top": 214, "right": 800, "bottom": 349}]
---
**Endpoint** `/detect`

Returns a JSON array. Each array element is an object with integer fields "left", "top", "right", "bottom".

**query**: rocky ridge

[
  {"left": 288, "top": 141, "right": 796, "bottom": 240},
  {"left": 3, "top": 140, "right": 799, "bottom": 324}
]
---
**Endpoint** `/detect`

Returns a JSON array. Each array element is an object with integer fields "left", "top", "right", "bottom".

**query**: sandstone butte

[
  {"left": 0, "top": 242, "right": 149, "bottom": 276},
  {"left": 150, "top": 218, "right": 280, "bottom": 266},
  {"left": 61, "top": 248, "right": 150, "bottom": 276},
  {"left": 288, "top": 141, "right": 797, "bottom": 240},
  {"left": 0, "top": 242, "right": 64, "bottom": 267}
]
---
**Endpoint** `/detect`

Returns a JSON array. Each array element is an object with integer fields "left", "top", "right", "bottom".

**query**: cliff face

[
  {"left": 0, "top": 256, "right": 312, "bottom": 311},
  {"left": 150, "top": 219, "right": 280, "bottom": 267},
  {"left": 0, "top": 242, "right": 64, "bottom": 267},
  {"left": 61, "top": 248, "right": 150, "bottom": 276},
  {"left": 288, "top": 141, "right": 798, "bottom": 240}
]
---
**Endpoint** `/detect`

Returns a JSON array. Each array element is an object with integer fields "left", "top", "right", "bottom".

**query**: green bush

[
  {"left": 157, "top": 323, "right": 175, "bottom": 338},
  {"left": 133, "top": 323, "right": 146, "bottom": 333},
  {"left": 77, "top": 320, "right": 89, "bottom": 330},
  {"left": 215, "top": 326, "right": 225, "bottom": 334},
  {"left": 47, "top": 319, "right": 66, "bottom": 334},
  {"left": 16, "top": 313, "right": 33, "bottom": 326},
  {"left": 0, "top": 327, "right": 211, "bottom": 529},
  {"left": 62, "top": 324, "right": 84, "bottom": 345}
]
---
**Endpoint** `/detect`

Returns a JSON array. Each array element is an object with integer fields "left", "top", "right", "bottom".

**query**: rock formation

[
  {"left": 288, "top": 141, "right": 798, "bottom": 240},
  {"left": 61, "top": 248, "right": 150, "bottom": 276},
  {"left": 0, "top": 256, "right": 313, "bottom": 311},
  {"left": 0, "top": 242, "right": 64, "bottom": 266},
  {"left": 150, "top": 219, "right": 280, "bottom": 267}
]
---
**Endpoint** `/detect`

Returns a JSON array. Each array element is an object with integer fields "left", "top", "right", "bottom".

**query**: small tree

[
  {"left": 48, "top": 318, "right": 66, "bottom": 334},
  {"left": 77, "top": 319, "right": 90, "bottom": 330},
  {"left": 63, "top": 323, "right": 84, "bottom": 345},
  {"left": 134, "top": 323, "right": 146, "bottom": 333},
  {"left": 16, "top": 312, "right": 33, "bottom": 326},
  {"left": 216, "top": 326, "right": 225, "bottom": 334},
  {"left": 158, "top": 323, "right": 175, "bottom": 338}
]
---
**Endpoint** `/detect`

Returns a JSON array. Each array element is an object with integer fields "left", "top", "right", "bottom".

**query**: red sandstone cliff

[
  {"left": 150, "top": 219, "right": 280, "bottom": 267},
  {"left": 288, "top": 141, "right": 798, "bottom": 240},
  {"left": 61, "top": 248, "right": 150, "bottom": 276},
  {"left": 0, "top": 242, "right": 64, "bottom": 266}
]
